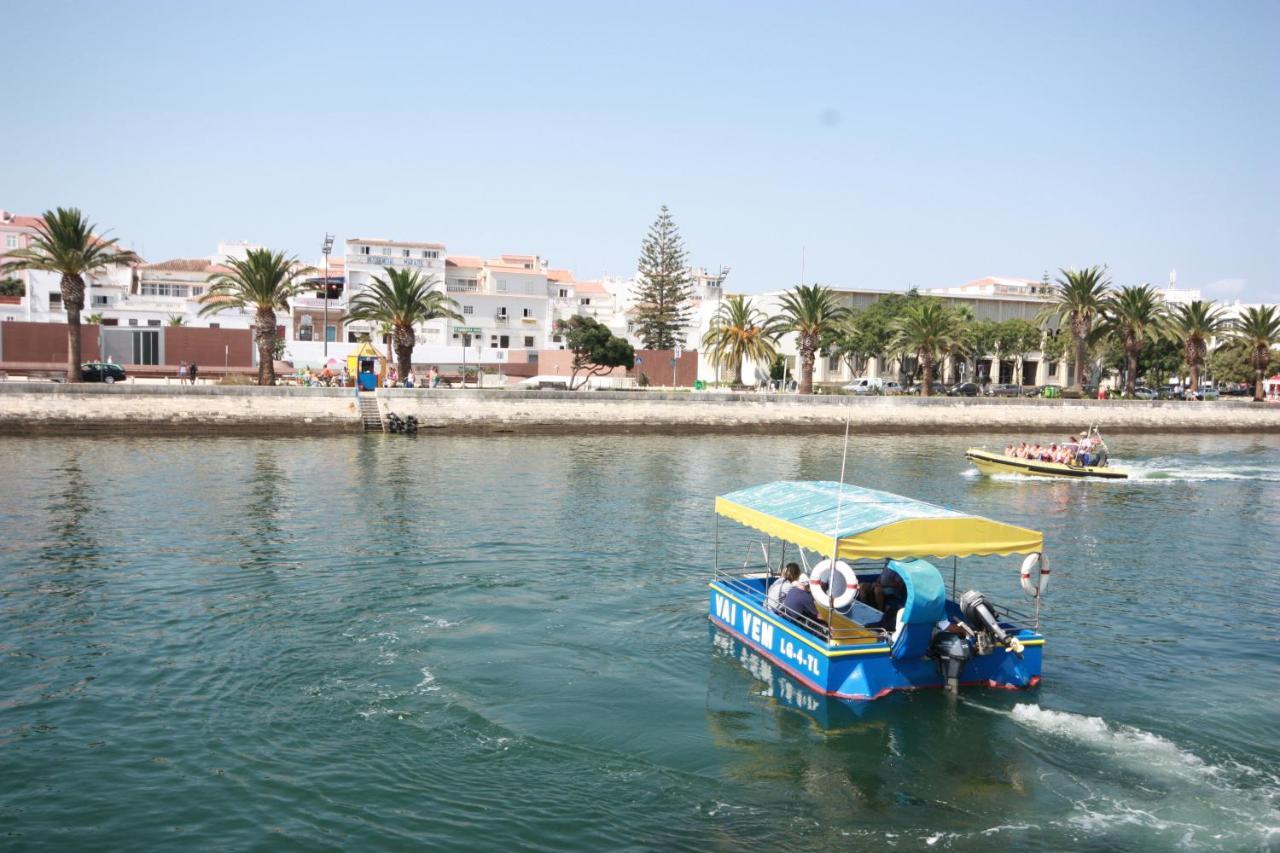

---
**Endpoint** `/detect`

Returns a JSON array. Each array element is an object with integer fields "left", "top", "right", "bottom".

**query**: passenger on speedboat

[{"left": 766, "top": 562, "right": 805, "bottom": 612}]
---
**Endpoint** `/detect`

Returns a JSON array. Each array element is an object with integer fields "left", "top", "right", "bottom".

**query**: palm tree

[
  {"left": 775, "top": 284, "right": 849, "bottom": 394},
  {"left": 1041, "top": 266, "right": 1111, "bottom": 392},
  {"left": 889, "top": 299, "right": 965, "bottom": 397},
  {"left": 1101, "top": 284, "right": 1165, "bottom": 396},
  {"left": 1, "top": 208, "right": 139, "bottom": 381},
  {"left": 1233, "top": 305, "right": 1280, "bottom": 402},
  {"left": 701, "top": 295, "right": 783, "bottom": 386},
  {"left": 167, "top": 314, "right": 187, "bottom": 326},
  {"left": 199, "top": 249, "right": 311, "bottom": 385},
  {"left": 1165, "top": 300, "right": 1229, "bottom": 398},
  {"left": 84, "top": 313, "right": 104, "bottom": 325},
  {"left": 346, "top": 268, "right": 462, "bottom": 382}
]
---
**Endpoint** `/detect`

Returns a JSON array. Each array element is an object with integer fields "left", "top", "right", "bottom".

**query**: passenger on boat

[
  {"left": 781, "top": 580, "right": 821, "bottom": 627},
  {"left": 858, "top": 567, "right": 907, "bottom": 628},
  {"left": 1004, "top": 444, "right": 1013, "bottom": 456},
  {"left": 766, "top": 563, "right": 805, "bottom": 612}
]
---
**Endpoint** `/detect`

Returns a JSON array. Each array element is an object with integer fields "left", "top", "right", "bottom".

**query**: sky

[{"left": 4, "top": 0, "right": 1277, "bottom": 302}]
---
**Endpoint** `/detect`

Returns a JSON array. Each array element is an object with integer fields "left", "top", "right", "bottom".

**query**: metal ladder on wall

[{"left": 358, "top": 393, "right": 385, "bottom": 432}]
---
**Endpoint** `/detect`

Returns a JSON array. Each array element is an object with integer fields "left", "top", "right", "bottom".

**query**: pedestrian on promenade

[
  {"left": 189, "top": 362, "right": 199, "bottom": 385},
  {"left": 405, "top": 369, "right": 415, "bottom": 389},
  {"left": 178, "top": 361, "right": 187, "bottom": 383},
  {"left": 429, "top": 366, "right": 440, "bottom": 388}
]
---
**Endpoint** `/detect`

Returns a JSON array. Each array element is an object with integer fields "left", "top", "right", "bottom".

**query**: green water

[{"left": 1, "top": 433, "right": 1277, "bottom": 850}]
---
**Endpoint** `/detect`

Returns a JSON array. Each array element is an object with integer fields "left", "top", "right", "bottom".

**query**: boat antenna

[{"left": 828, "top": 416, "right": 852, "bottom": 631}]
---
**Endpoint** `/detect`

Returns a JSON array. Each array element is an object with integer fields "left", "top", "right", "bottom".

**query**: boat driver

[
  {"left": 858, "top": 567, "right": 908, "bottom": 628},
  {"left": 781, "top": 578, "right": 821, "bottom": 627}
]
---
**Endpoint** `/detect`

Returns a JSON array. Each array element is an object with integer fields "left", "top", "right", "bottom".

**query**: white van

[{"left": 841, "top": 377, "right": 883, "bottom": 395}]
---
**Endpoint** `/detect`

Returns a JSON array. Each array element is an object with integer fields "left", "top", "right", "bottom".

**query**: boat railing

[{"left": 711, "top": 567, "right": 883, "bottom": 644}]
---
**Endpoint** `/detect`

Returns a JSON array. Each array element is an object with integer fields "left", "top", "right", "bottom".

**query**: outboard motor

[
  {"left": 959, "top": 590, "right": 1024, "bottom": 658},
  {"left": 932, "top": 631, "right": 973, "bottom": 694}
]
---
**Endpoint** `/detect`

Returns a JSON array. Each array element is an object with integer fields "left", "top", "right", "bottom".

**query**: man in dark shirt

[{"left": 781, "top": 580, "right": 821, "bottom": 628}]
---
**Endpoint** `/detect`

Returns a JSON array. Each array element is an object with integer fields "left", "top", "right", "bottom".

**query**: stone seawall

[
  {"left": 0, "top": 383, "right": 1276, "bottom": 435},
  {"left": 0, "top": 384, "right": 361, "bottom": 435}
]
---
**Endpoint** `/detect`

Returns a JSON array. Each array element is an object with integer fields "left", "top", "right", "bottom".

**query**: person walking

[{"left": 188, "top": 361, "right": 199, "bottom": 385}]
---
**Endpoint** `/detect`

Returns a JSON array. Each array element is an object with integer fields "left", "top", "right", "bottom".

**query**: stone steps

[{"left": 358, "top": 394, "right": 384, "bottom": 432}]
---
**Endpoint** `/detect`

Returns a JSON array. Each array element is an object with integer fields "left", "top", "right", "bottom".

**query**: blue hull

[{"left": 709, "top": 580, "right": 1043, "bottom": 701}]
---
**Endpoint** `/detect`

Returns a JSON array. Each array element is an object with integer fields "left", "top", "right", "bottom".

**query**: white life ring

[
  {"left": 810, "top": 559, "right": 857, "bottom": 610},
  {"left": 1020, "top": 552, "right": 1050, "bottom": 598}
]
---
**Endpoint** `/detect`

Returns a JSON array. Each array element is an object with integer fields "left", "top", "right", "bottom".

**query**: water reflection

[{"left": 39, "top": 452, "right": 101, "bottom": 578}]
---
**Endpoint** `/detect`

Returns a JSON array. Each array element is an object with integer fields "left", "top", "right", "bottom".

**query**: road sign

[
  {"left": 674, "top": 344, "right": 684, "bottom": 358},
  {"left": 634, "top": 355, "right": 643, "bottom": 365}
]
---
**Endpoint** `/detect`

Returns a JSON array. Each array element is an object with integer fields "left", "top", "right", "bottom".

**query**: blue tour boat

[{"left": 707, "top": 481, "right": 1050, "bottom": 701}]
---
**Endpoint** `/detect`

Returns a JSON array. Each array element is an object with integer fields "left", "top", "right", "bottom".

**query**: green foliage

[
  {"left": 167, "top": 314, "right": 186, "bottom": 326},
  {"left": 1208, "top": 340, "right": 1254, "bottom": 385},
  {"left": 889, "top": 298, "right": 965, "bottom": 396},
  {"left": 1101, "top": 284, "right": 1166, "bottom": 393},
  {"left": 0, "top": 277, "right": 25, "bottom": 297},
  {"left": 555, "top": 315, "right": 635, "bottom": 390},
  {"left": 1041, "top": 265, "right": 1111, "bottom": 390},
  {"left": 1232, "top": 304, "right": 1280, "bottom": 399},
  {"left": 347, "top": 267, "right": 462, "bottom": 380},
  {"left": 1165, "top": 299, "right": 1230, "bottom": 392},
  {"left": 1, "top": 207, "right": 140, "bottom": 381},
  {"left": 775, "top": 284, "right": 849, "bottom": 393},
  {"left": 634, "top": 205, "right": 693, "bottom": 349},
  {"left": 701, "top": 295, "right": 783, "bottom": 385},
  {"left": 199, "top": 248, "right": 312, "bottom": 385},
  {"left": 827, "top": 290, "right": 923, "bottom": 375},
  {"left": 84, "top": 313, "right": 104, "bottom": 324}
]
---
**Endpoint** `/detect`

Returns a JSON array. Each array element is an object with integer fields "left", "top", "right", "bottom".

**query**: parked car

[
  {"left": 880, "top": 380, "right": 904, "bottom": 395},
  {"left": 1221, "top": 383, "right": 1251, "bottom": 397},
  {"left": 947, "top": 382, "right": 981, "bottom": 397},
  {"left": 1198, "top": 385, "right": 1220, "bottom": 401},
  {"left": 906, "top": 382, "right": 924, "bottom": 395},
  {"left": 841, "top": 377, "right": 883, "bottom": 395},
  {"left": 987, "top": 383, "right": 1022, "bottom": 397},
  {"left": 81, "top": 362, "right": 127, "bottom": 384},
  {"left": 1133, "top": 386, "right": 1156, "bottom": 400}
]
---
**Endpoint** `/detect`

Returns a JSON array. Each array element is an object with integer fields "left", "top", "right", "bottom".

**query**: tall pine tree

[{"left": 634, "top": 205, "right": 693, "bottom": 349}]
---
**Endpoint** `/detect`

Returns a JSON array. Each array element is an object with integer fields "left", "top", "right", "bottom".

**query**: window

[
  {"left": 579, "top": 297, "right": 591, "bottom": 306},
  {"left": 5, "top": 235, "right": 16, "bottom": 249},
  {"left": 499, "top": 335, "right": 510, "bottom": 348},
  {"left": 827, "top": 354, "right": 840, "bottom": 371},
  {"left": 191, "top": 287, "right": 203, "bottom": 297},
  {"left": 422, "top": 250, "right": 438, "bottom": 259},
  {"left": 462, "top": 305, "right": 474, "bottom": 315},
  {"left": 552, "top": 334, "right": 562, "bottom": 343},
  {"left": 348, "top": 331, "right": 360, "bottom": 343},
  {"left": 49, "top": 293, "right": 62, "bottom": 308},
  {"left": 326, "top": 325, "right": 336, "bottom": 342},
  {"left": 92, "top": 295, "right": 111, "bottom": 307},
  {"left": 403, "top": 249, "right": 411, "bottom": 258},
  {"left": 132, "top": 330, "right": 160, "bottom": 364},
  {"left": 1048, "top": 362, "right": 1058, "bottom": 378},
  {"left": 360, "top": 246, "right": 371, "bottom": 255},
  {"left": 381, "top": 246, "right": 391, "bottom": 255},
  {"left": 497, "top": 307, "right": 507, "bottom": 317},
  {"left": 208, "top": 323, "right": 219, "bottom": 329},
  {"left": 298, "top": 315, "right": 314, "bottom": 341},
  {"left": 141, "top": 283, "right": 195, "bottom": 298},
  {"left": 128, "top": 318, "right": 138, "bottom": 326},
  {"left": 522, "top": 308, "right": 532, "bottom": 317},
  {"left": 523, "top": 336, "right": 534, "bottom": 348},
  {"left": 147, "top": 319, "right": 161, "bottom": 327},
  {"left": 558, "top": 288, "right": 568, "bottom": 298}
]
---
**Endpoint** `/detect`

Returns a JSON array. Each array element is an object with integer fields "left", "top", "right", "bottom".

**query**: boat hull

[
  {"left": 965, "top": 448, "right": 1128, "bottom": 479},
  {"left": 708, "top": 581, "right": 1042, "bottom": 701}
]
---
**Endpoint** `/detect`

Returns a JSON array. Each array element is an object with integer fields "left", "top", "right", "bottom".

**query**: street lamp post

[{"left": 322, "top": 233, "right": 334, "bottom": 357}]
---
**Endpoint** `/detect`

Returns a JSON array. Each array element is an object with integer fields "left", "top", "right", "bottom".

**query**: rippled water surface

[{"left": 1, "top": 432, "right": 1277, "bottom": 850}]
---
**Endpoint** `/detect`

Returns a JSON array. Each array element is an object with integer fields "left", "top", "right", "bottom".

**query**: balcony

[
  {"left": 494, "top": 314, "right": 509, "bottom": 326},
  {"left": 447, "top": 282, "right": 479, "bottom": 293}
]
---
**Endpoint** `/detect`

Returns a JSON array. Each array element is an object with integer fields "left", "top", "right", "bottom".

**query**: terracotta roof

[
  {"left": 486, "top": 264, "right": 542, "bottom": 275},
  {"left": 140, "top": 258, "right": 229, "bottom": 274},
  {"left": 446, "top": 255, "right": 484, "bottom": 268},
  {"left": 547, "top": 268, "right": 575, "bottom": 283},
  {"left": 575, "top": 280, "right": 608, "bottom": 295},
  {"left": 0, "top": 214, "right": 43, "bottom": 230},
  {"left": 500, "top": 254, "right": 537, "bottom": 262}
]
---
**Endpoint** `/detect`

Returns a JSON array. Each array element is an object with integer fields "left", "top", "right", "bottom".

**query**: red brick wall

[
  {"left": 0, "top": 321, "right": 100, "bottom": 363},
  {"left": 632, "top": 349, "right": 699, "bottom": 387},
  {"left": 165, "top": 327, "right": 254, "bottom": 367}
]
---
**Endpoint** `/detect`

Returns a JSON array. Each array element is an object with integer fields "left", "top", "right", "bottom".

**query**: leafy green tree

[
  {"left": 1165, "top": 300, "right": 1230, "bottom": 397},
  {"left": 1233, "top": 305, "right": 1280, "bottom": 401},
  {"left": 968, "top": 319, "right": 1002, "bottom": 383},
  {"left": 83, "top": 313, "right": 104, "bottom": 324},
  {"left": 775, "top": 284, "right": 849, "bottom": 394},
  {"left": 826, "top": 291, "right": 918, "bottom": 378},
  {"left": 347, "top": 268, "right": 462, "bottom": 381},
  {"left": 0, "top": 277, "right": 25, "bottom": 297},
  {"left": 555, "top": 315, "right": 635, "bottom": 390},
  {"left": 1041, "top": 266, "right": 1111, "bottom": 392},
  {"left": 634, "top": 205, "right": 693, "bottom": 349},
  {"left": 890, "top": 298, "right": 965, "bottom": 397},
  {"left": 199, "top": 248, "right": 312, "bottom": 385},
  {"left": 1000, "top": 319, "right": 1044, "bottom": 386},
  {"left": 1101, "top": 284, "right": 1165, "bottom": 396},
  {"left": 1207, "top": 340, "right": 1254, "bottom": 385},
  {"left": 1, "top": 208, "right": 140, "bottom": 381},
  {"left": 701, "top": 295, "right": 784, "bottom": 386}
]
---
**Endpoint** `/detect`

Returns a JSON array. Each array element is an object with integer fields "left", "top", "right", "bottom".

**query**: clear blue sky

[{"left": 5, "top": 1, "right": 1277, "bottom": 301}]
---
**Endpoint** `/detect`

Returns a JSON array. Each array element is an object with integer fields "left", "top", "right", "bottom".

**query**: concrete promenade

[{"left": 1, "top": 383, "right": 1278, "bottom": 435}]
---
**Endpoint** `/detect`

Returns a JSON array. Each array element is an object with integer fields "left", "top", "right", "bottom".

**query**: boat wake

[
  {"left": 1122, "top": 458, "right": 1280, "bottom": 483},
  {"left": 989, "top": 703, "right": 1280, "bottom": 848}
]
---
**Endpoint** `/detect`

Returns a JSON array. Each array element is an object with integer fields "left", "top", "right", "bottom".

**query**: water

[{"left": 1, "top": 432, "right": 1277, "bottom": 850}]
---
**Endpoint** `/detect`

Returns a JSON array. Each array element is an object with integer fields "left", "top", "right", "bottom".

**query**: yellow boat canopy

[{"left": 715, "top": 481, "right": 1044, "bottom": 560}]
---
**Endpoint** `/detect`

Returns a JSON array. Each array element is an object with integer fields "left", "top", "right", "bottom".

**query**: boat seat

[{"left": 815, "top": 602, "right": 884, "bottom": 646}]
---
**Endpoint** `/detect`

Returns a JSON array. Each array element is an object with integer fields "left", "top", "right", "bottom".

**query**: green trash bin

[{"left": 693, "top": 380, "right": 705, "bottom": 391}]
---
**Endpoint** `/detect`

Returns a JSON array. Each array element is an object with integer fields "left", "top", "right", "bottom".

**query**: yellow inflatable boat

[{"left": 965, "top": 448, "right": 1129, "bottom": 480}]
